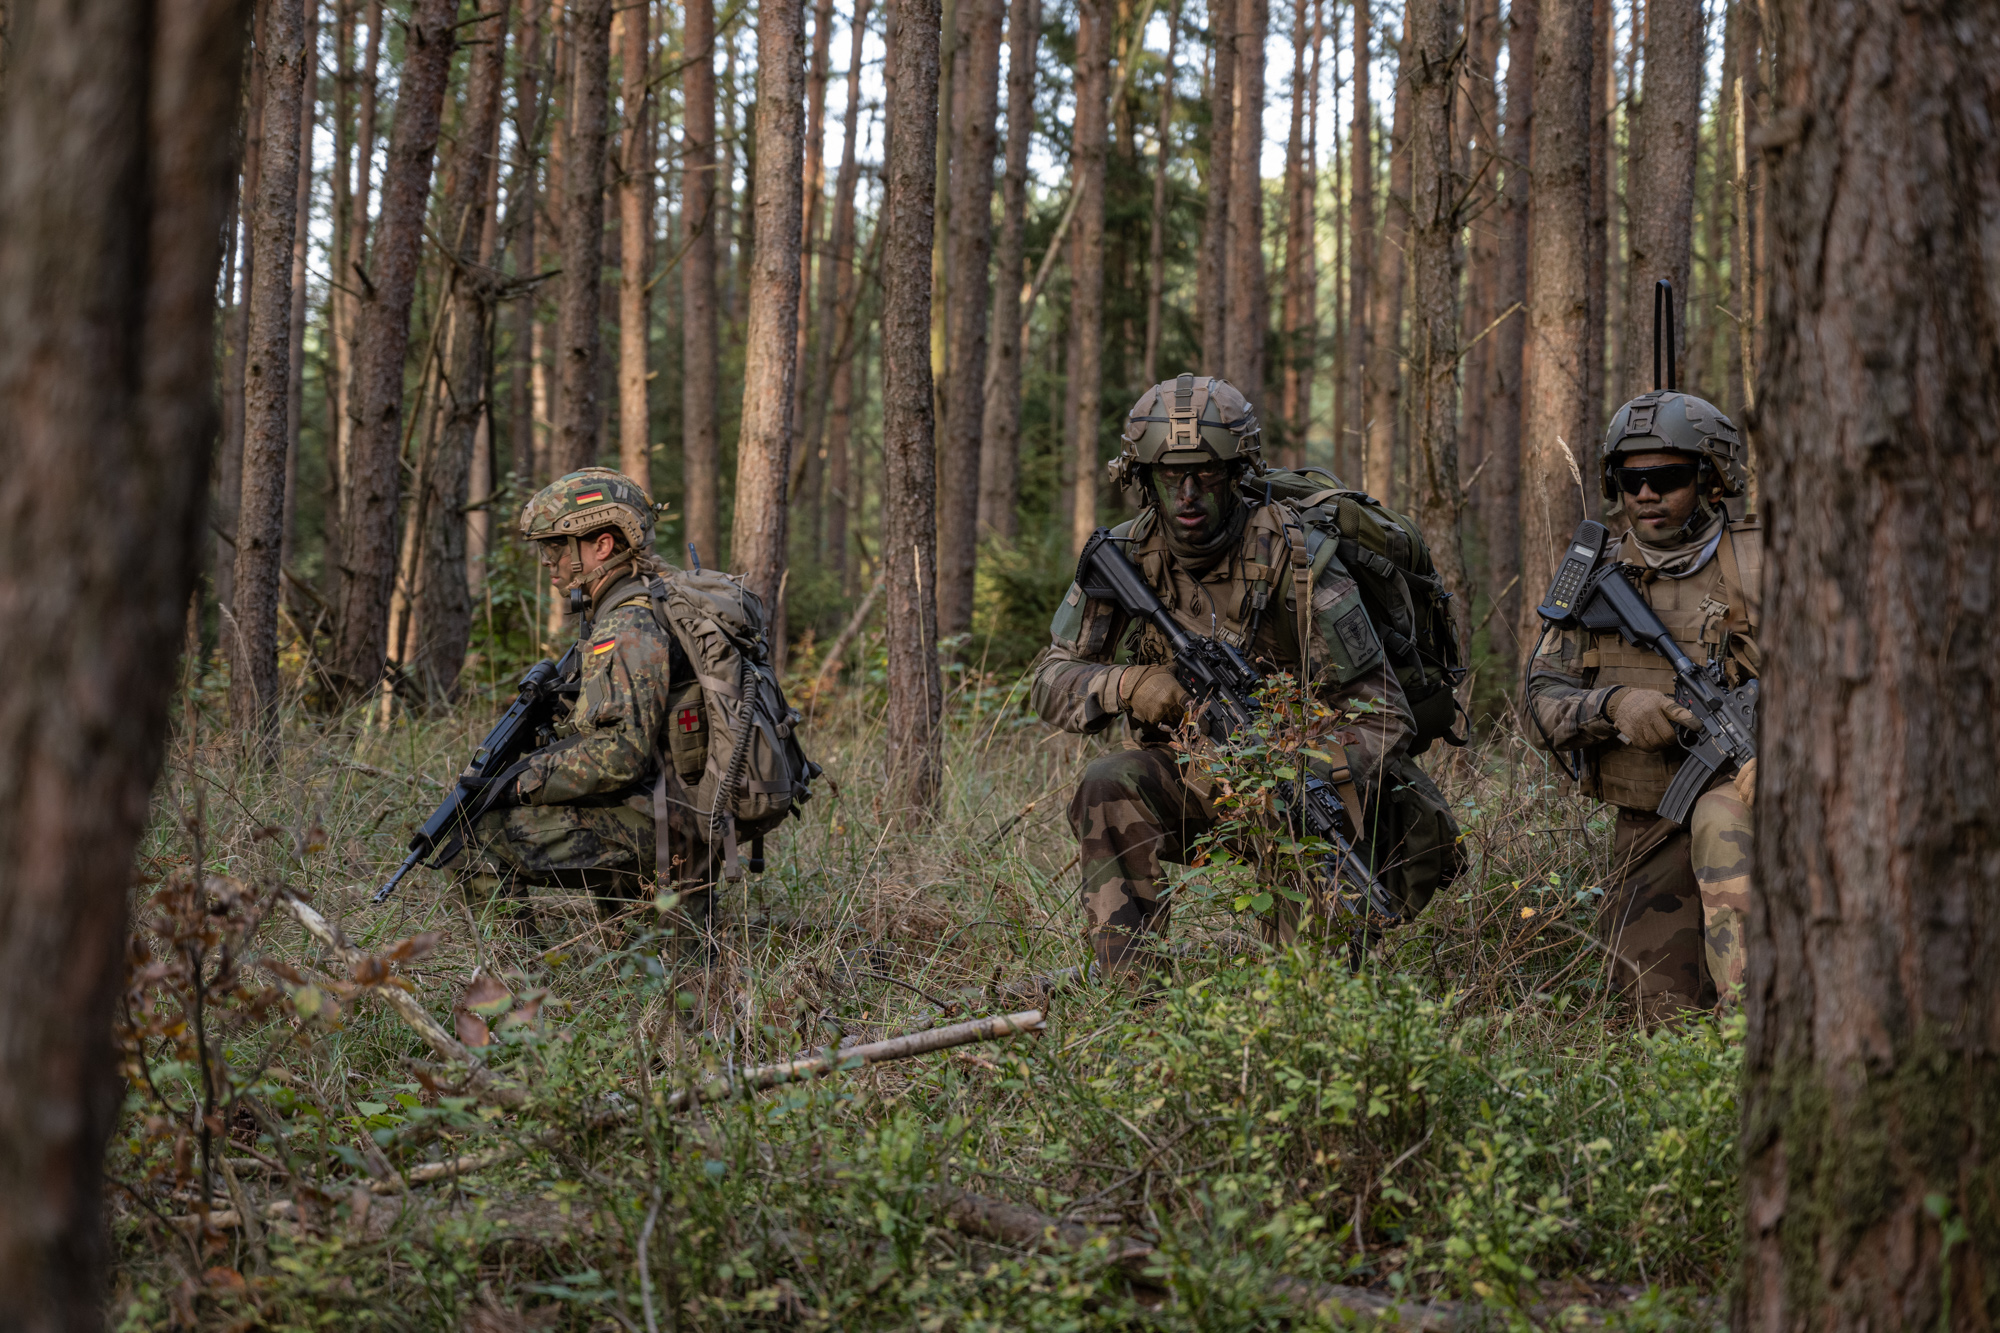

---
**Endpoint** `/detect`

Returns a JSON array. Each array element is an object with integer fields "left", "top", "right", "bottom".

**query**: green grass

[{"left": 112, "top": 645, "right": 1737, "bottom": 1331}]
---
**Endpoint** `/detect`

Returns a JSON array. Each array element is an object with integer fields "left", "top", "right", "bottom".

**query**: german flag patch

[
  {"left": 590, "top": 636, "right": 618, "bottom": 656},
  {"left": 575, "top": 490, "right": 605, "bottom": 505}
]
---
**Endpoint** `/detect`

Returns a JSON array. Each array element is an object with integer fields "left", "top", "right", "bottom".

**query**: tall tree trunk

[
  {"left": 217, "top": 0, "right": 265, "bottom": 630},
  {"left": 1364, "top": 25, "right": 1410, "bottom": 502},
  {"left": 0, "top": 0, "right": 247, "bottom": 1312},
  {"left": 228, "top": 0, "right": 306, "bottom": 748},
  {"left": 733, "top": 0, "right": 805, "bottom": 635},
  {"left": 408, "top": 0, "right": 508, "bottom": 700},
  {"left": 330, "top": 0, "right": 383, "bottom": 548},
  {"left": 1143, "top": 0, "right": 1178, "bottom": 387},
  {"left": 506, "top": 0, "right": 543, "bottom": 489},
  {"left": 1487, "top": 0, "right": 1532, "bottom": 655},
  {"left": 1347, "top": 0, "right": 1372, "bottom": 481},
  {"left": 555, "top": 0, "right": 611, "bottom": 473},
  {"left": 823, "top": 0, "right": 872, "bottom": 580},
  {"left": 1277, "top": 0, "right": 1314, "bottom": 469},
  {"left": 1620, "top": 0, "right": 1698, "bottom": 395},
  {"left": 616, "top": 0, "right": 652, "bottom": 486},
  {"left": 1066, "top": 0, "right": 1109, "bottom": 555},
  {"left": 977, "top": 0, "right": 1036, "bottom": 538},
  {"left": 1221, "top": 0, "right": 1264, "bottom": 394},
  {"left": 281, "top": 6, "right": 315, "bottom": 577},
  {"left": 1457, "top": 0, "right": 1498, "bottom": 497},
  {"left": 1198, "top": 0, "right": 1233, "bottom": 370},
  {"left": 1584, "top": 0, "right": 1607, "bottom": 443},
  {"left": 327, "top": 0, "right": 355, "bottom": 540},
  {"left": 937, "top": 0, "right": 1000, "bottom": 639},
  {"left": 1405, "top": 0, "right": 1469, "bottom": 645},
  {"left": 1744, "top": 0, "right": 2000, "bottom": 1323},
  {"left": 681, "top": 0, "right": 720, "bottom": 565},
  {"left": 329, "top": 0, "right": 454, "bottom": 698},
  {"left": 791, "top": 0, "right": 837, "bottom": 553},
  {"left": 881, "top": 0, "right": 944, "bottom": 816},
  {"left": 1732, "top": 0, "right": 1763, "bottom": 432},
  {"left": 1514, "top": 0, "right": 1589, "bottom": 663}
]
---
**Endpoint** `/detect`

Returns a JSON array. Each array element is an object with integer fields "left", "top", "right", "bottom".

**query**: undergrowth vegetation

[{"left": 113, "top": 640, "right": 1738, "bottom": 1331}]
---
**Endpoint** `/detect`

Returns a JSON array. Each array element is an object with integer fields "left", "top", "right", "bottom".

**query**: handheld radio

[{"left": 1537, "top": 519, "right": 1610, "bottom": 624}]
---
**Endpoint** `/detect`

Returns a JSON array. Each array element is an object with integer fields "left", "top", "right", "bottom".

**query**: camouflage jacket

[
  {"left": 1030, "top": 503, "right": 1413, "bottom": 775},
  {"left": 517, "top": 571, "right": 689, "bottom": 807}
]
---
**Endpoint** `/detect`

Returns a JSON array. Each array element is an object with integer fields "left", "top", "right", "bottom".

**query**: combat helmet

[
  {"left": 1116, "top": 374, "right": 1262, "bottom": 474},
  {"left": 1598, "top": 391, "right": 1747, "bottom": 503},
  {"left": 519, "top": 467, "right": 658, "bottom": 549}
]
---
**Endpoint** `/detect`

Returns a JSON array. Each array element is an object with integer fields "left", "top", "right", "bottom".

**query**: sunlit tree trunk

[
  {"left": 1198, "top": 0, "right": 1232, "bottom": 371},
  {"left": 1619, "top": 0, "right": 1699, "bottom": 394},
  {"left": 795, "top": 0, "right": 841, "bottom": 556},
  {"left": 1363, "top": 26, "right": 1409, "bottom": 503},
  {"left": 824, "top": 0, "right": 872, "bottom": 581},
  {"left": 1142, "top": 0, "right": 1178, "bottom": 387},
  {"left": 1347, "top": 0, "right": 1372, "bottom": 481},
  {"left": 330, "top": 0, "right": 454, "bottom": 697},
  {"left": 1065, "top": 0, "right": 1108, "bottom": 556},
  {"left": 881, "top": 0, "right": 944, "bottom": 816},
  {"left": 0, "top": 0, "right": 246, "bottom": 1313},
  {"left": 505, "top": 0, "right": 543, "bottom": 489},
  {"left": 1276, "top": 0, "right": 1316, "bottom": 469},
  {"left": 1743, "top": 0, "right": 2000, "bottom": 1322},
  {"left": 1221, "top": 0, "right": 1264, "bottom": 395},
  {"left": 977, "top": 0, "right": 1036, "bottom": 538},
  {"left": 616, "top": 0, "right": 653, "bottom": 487},
  {"left": 554, "top": 0, "right": 611, "bottom": 473},
  {"left": 681, "top": 0, "right": 720, "bottom": 565},
  {"left": 937, "top": 0, "right": 1000, "bottom": 639},
  {"left": 228, "top": 0, "right": 304, "bottom": 750}
]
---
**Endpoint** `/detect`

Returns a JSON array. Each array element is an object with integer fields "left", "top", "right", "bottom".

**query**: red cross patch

[{"left": 676, "top": 707, "right": 702, "bottom": 734}]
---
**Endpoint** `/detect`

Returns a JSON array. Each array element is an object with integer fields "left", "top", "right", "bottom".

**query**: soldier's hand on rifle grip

[
  {"left": 1733, "top": 756, "right": 1757, "bottom": 808},
  {"left": 1608, "top": 687, "right": 1696, "bottom": 752},
  {"left": 1121, "top": 665, "right": 1190, "bottom": 727}
]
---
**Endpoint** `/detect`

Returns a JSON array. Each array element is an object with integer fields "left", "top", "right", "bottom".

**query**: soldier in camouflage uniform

[
  {"left": 1524, "top": 392, "right": 1759, "bottom": 1013},
  {"left": 1031, "top": 375, "right": 1416, "bottom": 979},
  {"left": 460, "top": 468, "right": 719, "bottom": 919}
]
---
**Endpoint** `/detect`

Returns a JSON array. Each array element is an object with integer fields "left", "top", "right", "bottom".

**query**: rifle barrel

[{"left": 373, "top": 845, "right": 426, "bottom": 905}]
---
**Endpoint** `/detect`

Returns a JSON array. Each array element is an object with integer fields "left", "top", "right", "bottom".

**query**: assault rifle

[
  {"left": 1073, "top": 528, "right": 1394, "bottom": 923},
  {"left": 373, "top": 644, "right": 583, "bottom": 904},
  {"left": 1534, "top": 518, "right": 1757, "bottom": 824}
]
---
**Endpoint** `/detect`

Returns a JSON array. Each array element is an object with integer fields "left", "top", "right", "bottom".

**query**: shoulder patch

[{"left": 1333, "top": 606, "right": 1375, "bottom": 664}]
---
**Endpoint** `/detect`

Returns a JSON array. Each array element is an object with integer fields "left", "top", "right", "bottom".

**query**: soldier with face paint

[
  {"left": 1030, "top": 375, "right": 1418, "bottom": 981},
  {"left": 1523, "top": 392, "right": 1761, "bottom": 1014}
]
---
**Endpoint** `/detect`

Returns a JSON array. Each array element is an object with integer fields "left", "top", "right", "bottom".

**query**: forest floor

[{"left": 111, "top": 657, "right": 1739, "bottom": 1332}]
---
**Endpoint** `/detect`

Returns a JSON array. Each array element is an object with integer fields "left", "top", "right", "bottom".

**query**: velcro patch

[
  {"left": 1333, "top": 606, "right": 1375, "bottom": 664},
  {"left": 591, "top": 637, "right": 618, "bottom": 655}
]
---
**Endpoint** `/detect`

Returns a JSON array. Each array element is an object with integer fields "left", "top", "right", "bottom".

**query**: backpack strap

[{"left": 1716, "top": 523, "right": 1759, "bottom": 636}]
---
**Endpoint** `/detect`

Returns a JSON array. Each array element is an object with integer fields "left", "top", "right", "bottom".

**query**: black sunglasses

[{"left": 1612, "top": 463, "right": 1700, "bottom": 497}]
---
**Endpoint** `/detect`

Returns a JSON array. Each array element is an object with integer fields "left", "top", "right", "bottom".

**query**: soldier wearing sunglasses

[{"left": 1524, "top": 391, "right": 1761, "bottom": 1015}]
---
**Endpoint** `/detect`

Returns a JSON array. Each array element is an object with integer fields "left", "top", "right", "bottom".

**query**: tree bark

[
  {"left": 616, "top": 0, "right": 652, "bottom": 487},
  {"left": 328, "top": 0, "right": 383, "bottom": 549},
  {"left": 216, "top": 0, "right": 264, "bottom": 630},
  {"left": 506, "top": 0, "right": 543, "bottom": 489},
  {"left": 407, "top": 0, "right": 508, "bottom": 701},
  {"left": 1405, "top": 0, "right": 1469, "bottom": 645},
  {"left": 881, "top": 0, "right": 944, "bottom": 816},
  {"left": 1743, "top": 0, "right": 2000, "bottom": 1324},
  {"left": 937, "top": 0, "right": 1001, "bottom": 639},
  {"left": 0, "top": 0, "right": 247, "bottom": 1314},
  {"left": 554, "top": 0, "right": 611, "bottom": 473},
  {"left": 1221, "top": 0, "right": 1264, "bottom": 395},
  {"left": 1142, "top": 0, "right": 1178, "bottom": 387},
  {"left": 1065, "top": 0, "right": 1109, "bottom": 556},
  {"left": 1347, "top": 0, "right": 1372, "bottom": 481},
  {"left": 1487, "top": 0, "right": 1533, "bottom": 656},
  {"left": 1732, "top": 0, "right": 1764, "bottom": 431},
  {"left": 281, "top": 7, "right": 315, "bottom": 577},
  {"left": 791, "top": 0, "right": 838, "bottom": 554},
  {"left": 1198, "top": 0, "right": 1233, "bottom": 371},
  {"left": 329, "top": 0, "right": 455, "bottom": 698},
  {"left": 977, "top": 0, "right": 1037, "bottom": 538},
  {"left": 733, "top": 0, "right": 805, "bottom": 632},
  {"left": 681, "top": 0, "right": 720, "bottom": 566},
  {"left": 1619, "top": 0, "right": 1699, "bottom": 395},
  {"left": 1363, "top": 26, "right": 1410, "bottom": 502},
  {"left": 1276, "top": 0, "right": 1315, "bottom": 469},
  {"left": 1456, "top": 0, "right": 1499, "bottom": 494},
  {"left": 1584, "top": 0, "right": 1607, "bottom": 447},
  {"left": 227, "top": 0, "right": 305, "bottom": 748},
  {"left": 824, "top": 0, "right": 872, "bottom": 581},
  {"left": 1514, "top": 0, "right": 1589, "bottom": 663}
]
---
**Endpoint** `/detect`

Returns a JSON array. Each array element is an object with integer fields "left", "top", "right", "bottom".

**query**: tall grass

[{"left": 113, "top": 641, "right": 1736, "bottom": 1331}]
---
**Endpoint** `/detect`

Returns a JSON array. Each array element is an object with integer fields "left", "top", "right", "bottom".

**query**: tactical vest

[
  {"left": 1581, "top": 521, "right": 1762, "bottom": 808},
  {"left": 1122, "top": 503, "right": 1325, "bottom": 676}
]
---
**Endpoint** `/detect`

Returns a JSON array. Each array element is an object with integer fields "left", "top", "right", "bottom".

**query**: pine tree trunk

[
  {"left": 1198, "top": 0, "right": 1233, "bottom": 370},
  {"left": 228, "top": 0, "right": 306, "bottom": 748},
  {"left": 281, "top": 9, "right": 315, "bottom": 576},
  {"left": 977, "top": 0, "right": 1036, "bottom": 538},
  {"left": 1619, "top": 0, "right": 1699, "bottom": 394},
  {"left": 681, "top": 0, "right": 720, "bottom": 565},
  {"left": 1066, "top": 0, "right": 1109, "bottom": 556},
  {"left": 1584, "top": 0, "right": 1607, "bottom": 442},
  {"left": 555, "top": 0, "right": 611, "bottom": 473},
  {"left": 1222, "top": 0, "right": 1264, "bottom": 395},
  {"left": 881, "top": 0, "right": 944, "bottom": 817},
  {"left": 1732, "top": 0, "right": 1763, "bottom": 432},
  {"left": 1348, "top": 0, "right": 1372, "bottom": 481},
  {"left": 1487, "top": 0, "right": 1532, "bottom": 656},
  {"left": 330, "top": 0, "right": 383, "bottom": 543},
  {"left": 1142, "top": 0, "right": 1178, "bottom": 387},
  {"left": 823, "top": 0, "right": 871, "bottom": 580},
  {"left": 330, "top": 0, "right": 455, "bottom": 697},
  {"left": 408, "top": 0, "right": 508, "bottom": 701},
  {"left": 616, "top": 0, "right": 652, "bottom": 487},
  {"left": 733, "top": 0, "right": 804, "bottom": 631},
  {"left": 1457, "top": 0, "right": 1498, "bottom": 497},
  {"left": 1743, "top": 1, "right": 2000, "bottom": 1322},
  {"left": 1363, "top": 27, "right": 1410, "bottom": 502},
  {"left": 217, "top": 0, "right": 264, "bottom": 629},
  {"left": 506, "top": 0, "right": 543, "bottom": 490},
  {"left": 937, "top": 0, "right": 1000, "bottom": 639},
  {"left": 1405, "top": 0, "right": 1469, "bottom": 647},
  {"left": 792, "top": 0, "right": 839, "bottom": 554},
  {"left": 0, "top": 0, "right": 246, "bottom": 1311},
  {"left": 1514, "top": 0, "right": 1589, "bottom": 662},
  {"left": 1276, "top": 0, "right": 1313, "bottom": 469}
]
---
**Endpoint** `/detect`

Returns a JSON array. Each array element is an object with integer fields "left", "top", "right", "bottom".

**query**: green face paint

[{"left": 1151, "top": 463, "right": 1235, "bottom": 547}]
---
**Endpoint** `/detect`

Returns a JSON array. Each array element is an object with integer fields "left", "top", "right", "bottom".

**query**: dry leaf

[
  {"left": 453, "top": 972, "right": 514, "bottom": 1048},
  {"left": 386, "top": 931, "right": 443, "bottom": 964}
]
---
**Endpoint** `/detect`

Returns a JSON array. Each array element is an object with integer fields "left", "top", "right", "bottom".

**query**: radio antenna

[{"left": 1653, "top": 279, "right": 1678, "bottom": 392}]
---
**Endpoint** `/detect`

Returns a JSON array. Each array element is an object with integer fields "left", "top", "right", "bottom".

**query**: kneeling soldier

[{"left": 1524, "top": 391, "right": 1759, "bottom": 1013}]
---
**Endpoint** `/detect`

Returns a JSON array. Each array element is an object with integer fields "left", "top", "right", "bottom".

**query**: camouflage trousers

[
  {"left": 1068, "top": 746, "right": 1217, "bottom": 977},
  {"left": 1599, "top": 786, "right": 1753, "bottom": 1015},
  {"left": 461, "top": 792, "right": 720, "bottom": 916}
]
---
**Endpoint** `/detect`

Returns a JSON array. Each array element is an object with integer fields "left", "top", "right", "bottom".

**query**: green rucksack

[{"left": 1251, "top": 467, "right": 1469, "bottom": 755}]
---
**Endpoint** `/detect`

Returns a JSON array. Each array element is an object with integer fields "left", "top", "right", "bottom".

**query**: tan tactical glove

[
  {"left": 1122, "top": 665, "right": 1190, "bottom": 727},
  {"left": 1607, "top": 687, "right": 1696, "bottom": 752},
  {"left": 1733, "top": 756, "right": 1757, "bottom": 808}
]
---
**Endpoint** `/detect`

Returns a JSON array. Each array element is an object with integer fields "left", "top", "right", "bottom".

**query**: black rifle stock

[
  {"left": 1538, "top": 520, "right": 1758, "bottom": 825},
  {"left": 373, "top": 644, "right": 583, "bottom": 904},
  {"left": 1072, "top": 528, "right": 1397, "bottom": 923}
]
